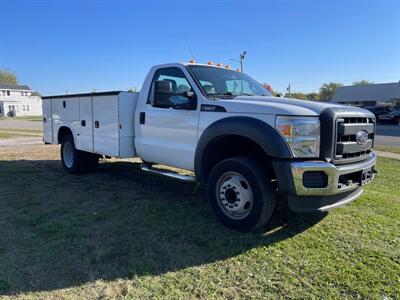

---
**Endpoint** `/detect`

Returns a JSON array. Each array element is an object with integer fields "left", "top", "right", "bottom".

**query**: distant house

[
  {"left": 0, "top": 83, "right": 42, "bottom": 117},
  {"left": 332, "top": 82, "right": 400, "bottom": 107}
]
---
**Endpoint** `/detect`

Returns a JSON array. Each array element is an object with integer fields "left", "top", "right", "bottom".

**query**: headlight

[{"left": 275, "top": 116, "right": 320, "bottom": 157}]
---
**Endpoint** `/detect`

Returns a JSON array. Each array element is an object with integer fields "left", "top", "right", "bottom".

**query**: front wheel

[{"left": 207, "top": 157, "right": 276, "bottom": 231}]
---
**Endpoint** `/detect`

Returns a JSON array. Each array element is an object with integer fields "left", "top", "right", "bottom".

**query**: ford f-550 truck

[{"left": 42, "top": 62, "right": 377, "bottom": 231}]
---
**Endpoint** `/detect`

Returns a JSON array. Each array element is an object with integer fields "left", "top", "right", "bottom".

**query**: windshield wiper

[
  {"left": 208, "top": 92, "right": 234, "bottom": 99},
  {"left": 235, "top": 93, "right": 254, "bottom": 96}
]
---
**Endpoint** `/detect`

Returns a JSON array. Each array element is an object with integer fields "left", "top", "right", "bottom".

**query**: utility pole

[
  {"left": 230, "top": 51, "right": 247, "bottom": 72},
  {"left": 287, "top": 83, "right": 291, "bottom": 96},
  {"left": 240, "top": 51, "right": 247, "bottom": 72}
]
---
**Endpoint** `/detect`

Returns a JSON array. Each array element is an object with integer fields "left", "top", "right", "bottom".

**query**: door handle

[
  {"left": 139, "top": 112, "right": 145, "bottom": 124},
  {"left": 94, "top": 121, "right": 99, "bottom": 128},
  {"left": 81, "top": 120, "right": 86, "bottom": 127}
]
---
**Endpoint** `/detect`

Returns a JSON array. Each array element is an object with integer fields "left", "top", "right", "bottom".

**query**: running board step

[{"left": 141, "top": 165, "right": 197, "bottom": 182}]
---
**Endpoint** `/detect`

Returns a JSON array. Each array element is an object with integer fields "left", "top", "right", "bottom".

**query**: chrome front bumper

[{"left": 291, "top": 152, "right": 377, "bottom": 196}]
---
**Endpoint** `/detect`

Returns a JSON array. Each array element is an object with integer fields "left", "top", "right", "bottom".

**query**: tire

[
  {"left": 207, "top": 157, "right": 276, "bottom": 231},
  {"left": 60, "top": 134, "right": 88, "bottom": 174},
  {"left": 85, "top": 152, "right": 99, "bottom": 171}
]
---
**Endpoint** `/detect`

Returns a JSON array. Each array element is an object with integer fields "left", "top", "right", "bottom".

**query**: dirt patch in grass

[{"left": 0, "top": 145, "right": 399, "bottom": 298}]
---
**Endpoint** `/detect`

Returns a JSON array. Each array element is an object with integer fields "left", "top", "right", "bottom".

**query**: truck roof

[{"left": 42, "top": 91, "right": 134, "bottom": 99}]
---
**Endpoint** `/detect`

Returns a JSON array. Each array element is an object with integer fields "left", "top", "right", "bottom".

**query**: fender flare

[
  {"left": 194, "top": 116, "right": 292, "bottom": 181},
  {"left": 57, "top": 124, "right": 77, "bottom": 145}
]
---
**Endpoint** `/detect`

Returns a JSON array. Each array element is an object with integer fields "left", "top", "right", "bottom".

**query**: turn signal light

[{"left": 276, "top": 124, "right": 292, "bottom": 137}]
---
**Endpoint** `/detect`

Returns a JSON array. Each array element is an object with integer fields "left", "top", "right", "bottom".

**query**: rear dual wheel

[
  {"left": 61, "top": 135, "right": 99, "bottom": 174},
  {"left": 207, "top": 157, "right": 276, "bottom": 231}
]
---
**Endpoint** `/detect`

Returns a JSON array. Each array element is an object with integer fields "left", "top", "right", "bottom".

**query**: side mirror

[
  {"left": 155, "top": 80, "right": 173, "bottom": 94},
  {"left": 152, "top": 80, "right": 173, "bottom": 107}
]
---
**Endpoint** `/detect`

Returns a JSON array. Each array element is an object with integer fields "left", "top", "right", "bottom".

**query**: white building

[{"left": 0, "top": 83, "right": 42, "bottom": 117}]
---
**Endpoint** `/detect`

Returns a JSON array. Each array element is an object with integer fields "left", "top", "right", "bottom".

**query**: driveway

[
  {"left": 375, "top": 124, "right": 400, "bottom": 147},
  {"left": 0, "top": 118, "right": 43, "bottom": 130}
]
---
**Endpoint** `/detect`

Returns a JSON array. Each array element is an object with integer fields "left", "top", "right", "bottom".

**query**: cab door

[{"left": 136, "top": 67, "right": 200, "bottom": 170}]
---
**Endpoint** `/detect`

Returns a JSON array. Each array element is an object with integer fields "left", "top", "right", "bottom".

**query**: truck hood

[{"left": 218, "top": 96, "right": 346, "bottom": 116}]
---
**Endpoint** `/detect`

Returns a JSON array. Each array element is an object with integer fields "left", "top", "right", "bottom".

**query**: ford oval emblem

[{"left": 355, "top": 130, "right": 368, "bottom": 145}]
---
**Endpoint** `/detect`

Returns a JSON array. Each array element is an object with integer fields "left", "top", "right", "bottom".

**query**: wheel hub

[{"left": 216, "top": 172, "right": 253, "bottom": 220}]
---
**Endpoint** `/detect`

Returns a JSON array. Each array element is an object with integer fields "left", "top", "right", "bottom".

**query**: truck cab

[{"left": 43, "top": 62, "right": 377, "bottom": 231}]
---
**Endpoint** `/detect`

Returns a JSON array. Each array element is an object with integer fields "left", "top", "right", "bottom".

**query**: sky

[{"left": 0, "top": 0, "right": 399, "bottom": 95}]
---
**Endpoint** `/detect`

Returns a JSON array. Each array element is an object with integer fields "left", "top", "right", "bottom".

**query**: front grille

[
  {"left": 334, "top": 117, "right": 375, "bottom": 163},
  {"left": 319, "top": 107, "right": 376, "bottom": 165}
]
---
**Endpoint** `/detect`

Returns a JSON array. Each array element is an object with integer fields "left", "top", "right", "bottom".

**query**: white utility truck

[{"left": 43, "top": 62, "right": 377, "bottom": 231}]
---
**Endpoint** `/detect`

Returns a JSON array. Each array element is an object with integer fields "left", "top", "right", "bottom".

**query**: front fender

[{"left": 194, "top": 116, "right": 292, "bottom": 181}]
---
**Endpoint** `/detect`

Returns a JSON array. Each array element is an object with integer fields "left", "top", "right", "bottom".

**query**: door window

[{"left": 148, "top": 67, "right": 194, "bottom": 108}]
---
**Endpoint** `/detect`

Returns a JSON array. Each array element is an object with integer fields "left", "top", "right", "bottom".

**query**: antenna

[{"left": 188, "top": 45, "right": 197, "bottom": 62}]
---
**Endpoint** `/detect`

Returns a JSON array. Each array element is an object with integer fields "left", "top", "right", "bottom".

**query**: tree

[
  {"left": 353, "top": 80, "right": 374, "bottom": 86},
  {"left": 306, "top": 92, "right": 320, "bottom": 101},
  {"left": 262, "top": 83, "right": 280, "bottom": 96},
  {"left": 284, "top": 92, "right": 308, "bottom": 100},
  {"left": 127, "top": 87, "right": 138, "bottom": 92},
  {"left": 0, "top": 69, "right": 18, "bottom": 85},
  {"left": 319, "top": 82, "right": 343, "bottom": 101}
]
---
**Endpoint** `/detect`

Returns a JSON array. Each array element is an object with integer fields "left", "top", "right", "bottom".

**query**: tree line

[{"left": 264, "top": 80, "right": 374, "bottom": 101}]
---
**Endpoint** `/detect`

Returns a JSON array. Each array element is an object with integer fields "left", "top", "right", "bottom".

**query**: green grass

[
  {"left": 0, "top": 116, "right": 42, "bottom": 121},
  {"left": 0, "top": 146, "right": 399, "bottom": 299},
  {"left": 0, "top": 132, "right": 40, "bottom": 139},
  {"left": 0, "top": 128, "right": 42, "bottom": 134},
  {"left": 375, "top": 145, "right": 400, "bottom": 154},
  {"left": 0, "top": 128, "right": 42, "bottom": 139}
]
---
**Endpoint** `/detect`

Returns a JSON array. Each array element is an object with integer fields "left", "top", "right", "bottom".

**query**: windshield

[{"left": 187, "top": 65, "right": 271, "bottom": 99}]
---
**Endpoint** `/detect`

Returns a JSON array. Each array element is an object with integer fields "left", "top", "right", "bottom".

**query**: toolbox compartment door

[
  {"left": 77, "top": 97, "right": 94, "bottom": 151},
  {"left": 93, "top": 95, "right": 119, "bottom": 157},
  {"left": 42, "top": 99, "right": 53, "bottom": 143}
]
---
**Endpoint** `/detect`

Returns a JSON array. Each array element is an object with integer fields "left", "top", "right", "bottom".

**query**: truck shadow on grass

[{"left": 0, "top": 159, "right": 326, "bottom": 295}]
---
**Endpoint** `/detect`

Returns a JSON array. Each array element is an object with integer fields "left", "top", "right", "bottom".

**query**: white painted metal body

[
  {"left": 43, "top": 92, "right": 138, "bottom": 158},
  {"left": 43, "top": 63, "right": 346, "bottom": 172}
]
